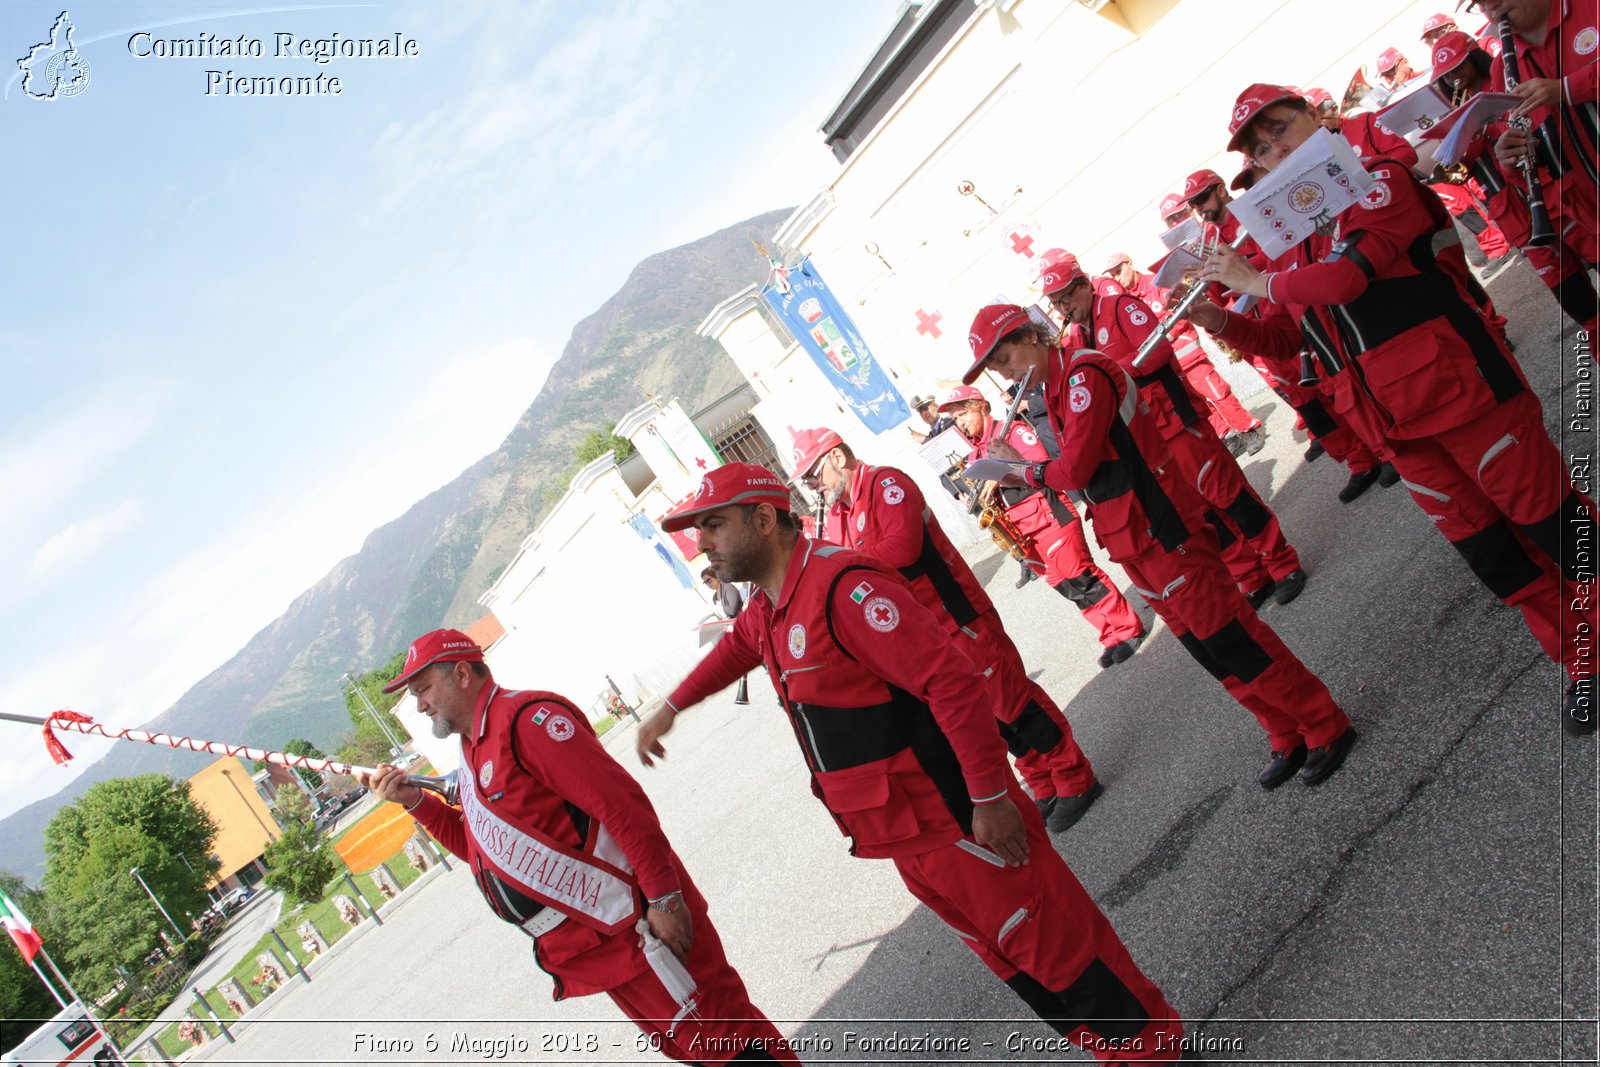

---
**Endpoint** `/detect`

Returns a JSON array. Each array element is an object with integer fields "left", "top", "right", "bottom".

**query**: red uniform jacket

[
  {"left": 1076, "top": 278, "right": 1207, "bottom": 441},
  {"left": 667, "top": 538, "right": 1011, "bottom": 859},
  {"left": 1212, "top": 157, "right": 1529, "bottom": 446},
  {"left": 1028, "top": 348, "right": 1204, "bottom": 562},
  {"left": 1339, "top": 112, "right": 1421, "bottom": 167},
  {"left": 1126, "top": 268, "right": 1208, "bottom": 368},
  {"left": 965, "top": 414, "right": 1081, "bottom": 537},
  {"left": 408, "top": 684, "right": 681, "bottom": 999},
  {"left": 819, "top": 462, "right": 993, "bottom": 630}
]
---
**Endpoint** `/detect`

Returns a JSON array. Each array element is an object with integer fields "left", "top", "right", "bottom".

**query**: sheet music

[
  {"left": 1428, "top": 92, "right": 1520, "bottom": 167},
  {"left": 1226, "top": 129, "right": 1375, "bottom": 260}
]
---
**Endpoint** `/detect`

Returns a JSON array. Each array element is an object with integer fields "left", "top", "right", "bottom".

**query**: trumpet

[{"left": 406, "top": 772, "right": 459, "bottom": 805}]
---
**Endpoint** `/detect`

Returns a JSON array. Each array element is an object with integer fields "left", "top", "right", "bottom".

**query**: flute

[
  {"left": 1131, "top": 231, "right": 1250, "bottom": 369},
  {"left": 1497, "top": 19, "right": 1559, "bottom": 248}
]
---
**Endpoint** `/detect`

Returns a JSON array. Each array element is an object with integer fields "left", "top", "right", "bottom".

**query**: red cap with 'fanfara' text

[{"left": 382, "top": 629, "right": 485, "bottom": 693}]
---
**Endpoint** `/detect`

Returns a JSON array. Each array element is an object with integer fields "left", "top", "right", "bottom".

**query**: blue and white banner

[{"left": 762, "top": 257, "right": 911, "bottom": 434}]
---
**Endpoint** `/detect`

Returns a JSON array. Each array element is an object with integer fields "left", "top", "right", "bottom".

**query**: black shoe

[
  {"left": 1245, "top": 580, "right": 1276, "bottom": 609},
  {"left": 1016, "top": 565, "right": 1037, "bottom": 589},
  {"left": 1564, "top": 677, "right": 1596, "bottom": 735},
  {"left": 1258, "top": 744, "right": 1307, "bottom": 789},
  {"left": 1338, "top": 466, "right": 1382, "bottom": 503},
  {"left": 1034, "top": 794, "right": 1058, "bottom": 820},
  {"left": 1098, "top": 636, "right": 1142, "bottom": 669},
  {"left": 1222, "top": 433, "right": 1247, "bottom": 456},
  {"left": 1241, "top": 426, "right": 1267, "bottom": 455},
  {"left": 1272, "top": 569, "right": 1307, "bottom": 605},
  {"left": 1301, "top": 726, "right": 1358, "bottom": 785},
  {"left": 1376, "top": 461, "right": 1401, "bottom": 487},
  {"left": 1304, "top": 440, "right": 1326, "bottom": 463},
  {"left": 1045, "top": 782, "right": 1102, "bottom": 832}
]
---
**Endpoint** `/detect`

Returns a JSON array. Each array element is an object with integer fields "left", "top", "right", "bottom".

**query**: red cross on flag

[
  {"left": 915, "top": 309, "right": 943, "bottom": 338},
  {"left": 1005, "top": 226, "right": 1038, "bottom": 258}
]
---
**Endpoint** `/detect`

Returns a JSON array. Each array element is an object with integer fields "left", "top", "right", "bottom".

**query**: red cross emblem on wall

[
  {"left": 915, "top": 309, "right": 943, "bottom": 338},
  {"left": 1007, "top": 230, "right": 1036, "bottom": 257}
]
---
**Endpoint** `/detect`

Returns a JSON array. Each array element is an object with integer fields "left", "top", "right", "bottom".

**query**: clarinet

[{"left": 1497, "top": 19, "right": 1559, "bottom": 248}]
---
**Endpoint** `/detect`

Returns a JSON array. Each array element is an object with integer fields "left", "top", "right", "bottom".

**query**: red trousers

[
  {"left": 1385, "top": 391, "right": 1597, "bottom": 682},
  {"left": 894, "top": 779, "right": 1186, "bottom": 1063},
  {"left": 957, "top": 610, "right": 1098, "bottom": 799},
  {"left": 1010, "top": 495, "right": 1144, "bottom": 648},
  {"left": 1122, "top": 527, "right": 1350, "bottom": 751},
  {"left": 1165, "top": 425, "right": 1302, "bottom": 595},
  {"left": 606, "top": 880, "right": 796, "bottom": 1064},
  {"left": 1432, "top": 181, "right": 1512, "bottom": 258},
  {"left": 1180, "top": 353, "right": 1259, "bottom": 436},
  {"left": 1245, "top": 354, "right": 1381, "bottom": 474}
]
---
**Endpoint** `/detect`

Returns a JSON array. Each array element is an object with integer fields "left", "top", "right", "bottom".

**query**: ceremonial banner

[
  {"left": 0, "top": 889, "right": 42, "bottom": 964},
  {"left": 1227, "top": 129, "right": 1375, "bottom": 260},
  {"left": 762, "top": 257, "right": 912, "bottom": 434},
  {"left": 627, "top": 510, "right": 693, "bottom": 587}
]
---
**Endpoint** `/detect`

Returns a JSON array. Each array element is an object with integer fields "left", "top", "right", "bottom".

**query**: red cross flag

[{"left": 1, "top": 888, "right": 43, "bottom": 964}]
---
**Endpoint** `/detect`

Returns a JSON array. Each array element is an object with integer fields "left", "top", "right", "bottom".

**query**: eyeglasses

[{"left": 1247, "top": 115, "right": 1304, "bottom": 162}]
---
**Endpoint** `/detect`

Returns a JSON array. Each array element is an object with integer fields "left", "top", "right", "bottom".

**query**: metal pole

[
  {"left": 344, "top": 673, "right": 407, "bottom": 756},
  {"left": 268, "top": 929, "right": 309, "bottom": 984},
  {"left": 191, "top": 987, "right": 233, "bottom": 1043},
  {"left": 130, "top": 867, "right": 187, "bottom": 944},
  {"left": 341, "top": 871, "right": 382, "bottom": 925}
]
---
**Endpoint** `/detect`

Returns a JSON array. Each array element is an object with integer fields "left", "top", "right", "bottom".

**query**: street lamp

[
  {"left": 343, "top": 672, "right": 406, "bottom": 758},
  {"left": 130, "top": 866, "right": 187, "bottom": 944}
]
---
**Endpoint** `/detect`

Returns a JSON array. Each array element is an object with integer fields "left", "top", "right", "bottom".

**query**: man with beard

[
  {"left": 794, "top": 426, "right": 1111, "bottom": 831},
  {"left": 363, "top": 630, "right": 796, "bottom": 1064},
  {"left": 637, "top": 463, "right": 1189, "bottom": 1062}
]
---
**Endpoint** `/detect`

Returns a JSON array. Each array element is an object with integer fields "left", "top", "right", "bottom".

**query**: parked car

[{"left": 217, "top": 886, "right": 254, "bottom": 916}]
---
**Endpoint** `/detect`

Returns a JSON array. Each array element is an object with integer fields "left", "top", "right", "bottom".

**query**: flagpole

[
  {"left": 36, "top": 943, "right": 130, "bottom": 1061},
  {"left": 28, "top": 956, "right": 66, "bottom": 1007}
]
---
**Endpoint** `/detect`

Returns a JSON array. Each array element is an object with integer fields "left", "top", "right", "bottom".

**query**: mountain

[{"left": 0, "top": 209, "right": 791, "bottom": 884}]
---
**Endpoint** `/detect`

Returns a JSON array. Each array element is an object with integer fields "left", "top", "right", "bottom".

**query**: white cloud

[{"left": 28, "top": 500, "right": 145, "bottom": 578}]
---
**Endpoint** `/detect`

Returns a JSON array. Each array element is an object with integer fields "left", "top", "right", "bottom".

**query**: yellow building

[{"left": 186, "top": 756, "right": 282, "bottom": 893}]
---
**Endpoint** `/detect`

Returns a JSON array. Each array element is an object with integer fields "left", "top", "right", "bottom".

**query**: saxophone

[{"left": 974, "top": 437, "right": 1037, "bottom": 562}]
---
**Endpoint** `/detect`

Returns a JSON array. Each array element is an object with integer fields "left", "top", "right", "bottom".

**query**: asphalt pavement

[{"left": 200, "top": 254, "right": 1597, "bottom": 1065}]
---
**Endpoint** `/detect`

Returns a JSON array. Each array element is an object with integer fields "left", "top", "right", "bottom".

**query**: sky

[{"left": 0, "top": 0, "right": 900, "bottom": 825}]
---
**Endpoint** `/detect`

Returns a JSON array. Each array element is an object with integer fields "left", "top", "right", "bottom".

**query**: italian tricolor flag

[{"left": 0, "top": 888, "right": 43, "bottom": 964}]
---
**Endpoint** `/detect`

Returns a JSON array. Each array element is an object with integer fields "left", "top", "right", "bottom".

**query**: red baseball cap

[
  {"left": 963, "top": 303, "right": 1033, "bottom": 384},
  {"left": 1037, "top": 246, "right": 1074, "bottom": 271},
  {"left": 661, "top": 462, "right": 792, "bottom": 532},
  {"left": 1181, "top": 169, "right": 1225, "bottom": 203},
  {"left": 1377, "top": 47, "right": 1405, "bottom": 74},
  {"left": 788, "top": 427, "right": 843, "bottom": 482},
  {"left": 382, "top": 629, "right": 485, "bottom": 694},
  {"left": 1226, "top": 83, "right": 1306, "bottom": 152},
  {"left": 1158, "top": 193, "right": 1187, "bottom": 222},
  {"left": 1302, "top": 87, "right": 1334, "bottom": 108},
  {"left": 937, "top": 384, "right": 984, "bottom": 411},
  {"left": 1039, "top": 254, "right": 1086, "bottom": 297},
  {"left": 1421, "top": 12, "right": 1455, "bottom": 39},
  {"left": 1229, "top": 159, "right": 1262, "bottom": 191},
  {"left": 1430, "top": 31, "right": 1475, "bottom": 78},
  {"left": 1104, "top": 251, "right": 1132, "bottom": 271}
]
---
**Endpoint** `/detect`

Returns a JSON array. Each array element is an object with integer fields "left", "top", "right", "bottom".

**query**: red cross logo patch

[{"left": 864, "top": 596, "right": 900, "bottom": 632}]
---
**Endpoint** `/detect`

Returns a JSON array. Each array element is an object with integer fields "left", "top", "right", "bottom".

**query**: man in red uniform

[
  {"left": 793, "top": 427, "right": 1110, "bottom": 830},
  {"left": 962, "top": 307, "right": 1357, "bottom": 788},
  {"left": 1041, "top": 253, "right": 1309, "bottom": 608},
  {"left": 1483, "top": 0, "right": 1600, "bottom": 268},
  {"left": 1192, "top": 83, "right": 1597, "bottom": 734},
  {"left": 934, "top": 388, "right": 1146, "bottom": 661},
  {"left": 1431, "top": 30, "right": 1600, "bottom": 335},
  {"left": 1377, "top": 47, "right": 1417, "bottom": 91},
  {"left": 362, "top": 630, "right": 796, "bottom": 1064},
  {"left": 1181, "top": 167, "right": 1395, "bottom": 499},
  {"left": 637, "top": 464, "right": 1189, "bottom": 1062},
  {"left": 1103, "top": 248, "right": 1266, "bottom": 454}
]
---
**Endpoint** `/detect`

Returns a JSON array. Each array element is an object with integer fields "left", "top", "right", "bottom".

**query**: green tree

[
  {"left": 0, "top": 873, "right": 61, "bottom": 1038},
  {"left": 340, "top": 654, "right": 409, "bottom": 762},
  {"left": 41, "top": 775, "right": 220, "bottom": 993},
  {"left": 574, "top": 428, "right": 636, "bottom": 466},
  {"left": 254, "top": 739, "right": 328, "bottom": 793},
  {"left": 261, "top": 791, "right": 338, "bottom": 908}
]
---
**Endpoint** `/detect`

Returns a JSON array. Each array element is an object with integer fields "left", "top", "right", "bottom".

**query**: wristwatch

[
  {"left": 648, "top": 891, "right": 685, "bottom": 914},
  {"left": 1029, "top": 462, "right": 1048, "bottom": 487}
]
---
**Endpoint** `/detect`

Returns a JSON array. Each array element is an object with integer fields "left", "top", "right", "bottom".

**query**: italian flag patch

[
  {"left": 849, "top": 582, "right": 873, "bottom": 604},
  {"left": 1068, "top": 372, "right": 1086, "bottom": 386},
  {"left": 531, "top": 707, "right": 550, "bottom": 725}
]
